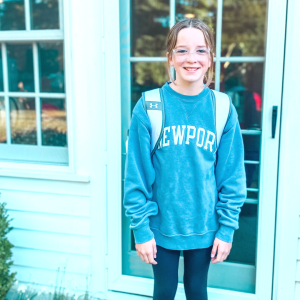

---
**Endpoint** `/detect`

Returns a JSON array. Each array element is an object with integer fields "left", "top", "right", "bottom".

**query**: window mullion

[
  {"left": 59, "top": 0, "right": 64, "bottom": 31},
  {"left": 33, "top": 42, "right": 42, "bottom": 147},
  {"left": 0, "top": 92, "right": 66, "bottom": 98},
  {"left": 170, "top": 0, "right": 175, "bottom": 28},
  {"left": 170, "top": 0, "right": 176, "bottom": 79},
  {"left": 219, "top": 56, "right": 265, "bottom": 62},
  {"left": 215, "top": 0, "right": 224, "bottom": 91},
  {"left": 24, "top": 0, "right": 31, "bottom": 31},
  {"left": 0, "top": 31, "right": 64, "bottom": 42},
  {"left": 2, "top": 43, "right": 11, "bottom": 145}
]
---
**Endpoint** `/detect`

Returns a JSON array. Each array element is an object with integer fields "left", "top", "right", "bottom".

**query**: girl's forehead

[{"left": 176, "top": 27, "right": 205, "bottom": 44}]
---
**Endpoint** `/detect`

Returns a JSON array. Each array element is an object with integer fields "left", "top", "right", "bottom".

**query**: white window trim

[
  {"left": 0, "top": 0, "right": 77, "bottom": 175},
  {"left": 272, "top": 0, "right": 300, "bottom": 298}
]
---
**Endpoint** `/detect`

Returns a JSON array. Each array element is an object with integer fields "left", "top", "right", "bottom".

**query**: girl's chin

[{"left": 180, "top": 76, "right": 204, "bottom": 83}]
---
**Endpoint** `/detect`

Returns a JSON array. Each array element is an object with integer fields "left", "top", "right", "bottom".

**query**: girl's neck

[{"left": 169, "top": 79, "right": 205, "bottom": 96}]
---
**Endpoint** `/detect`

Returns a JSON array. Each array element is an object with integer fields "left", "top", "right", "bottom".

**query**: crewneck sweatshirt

[{"left": 123, "top": 82, "right": 247, "bottom": 250}]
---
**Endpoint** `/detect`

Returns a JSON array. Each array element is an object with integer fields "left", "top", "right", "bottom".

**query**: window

[{"left": 0, "top": 0, "right": 68, "bottom": 165}]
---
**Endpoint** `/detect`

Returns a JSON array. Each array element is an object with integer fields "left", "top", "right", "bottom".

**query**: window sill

[{"left": 0, "top": 169, "right": 90, "bottom": 182}]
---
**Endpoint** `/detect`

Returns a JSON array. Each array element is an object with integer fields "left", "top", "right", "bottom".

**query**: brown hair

[{"left": 166, "top": 19, "right": 215, "bottom": 87}]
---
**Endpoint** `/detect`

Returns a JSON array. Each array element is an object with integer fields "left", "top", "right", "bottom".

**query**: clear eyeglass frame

[{"left": 172, "top": 47, "right": 211, "bottom": 57}]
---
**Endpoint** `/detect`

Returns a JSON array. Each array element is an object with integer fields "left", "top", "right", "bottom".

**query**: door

[{"left": 121, "top": 0, "right": 285, "bottom": 298}]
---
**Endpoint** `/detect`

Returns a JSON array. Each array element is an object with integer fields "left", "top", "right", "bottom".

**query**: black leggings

[{"left": 152, "top": 244, "right": 213, "bottom": 300}]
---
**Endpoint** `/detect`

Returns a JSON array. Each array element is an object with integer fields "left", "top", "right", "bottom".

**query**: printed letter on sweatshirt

[
  {"left": 163, "top": 126, "right": 170, "bottom": 147},
  {"left": 204, "top": 130, "right": 215, "bottom": 152},
  {"left": 196, "top": 128, "right": 205, "bottom": 148},
  {"left": 172, "top": 125, "right": 186, "bottom": 145},
  {"left": 185, "top": 126, "right": 196, "bottom": 145}
]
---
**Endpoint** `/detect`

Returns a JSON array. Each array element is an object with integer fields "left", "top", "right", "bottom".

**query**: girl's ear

[{"left": 167, "top": 52, "right": 174, "bottom": 67}]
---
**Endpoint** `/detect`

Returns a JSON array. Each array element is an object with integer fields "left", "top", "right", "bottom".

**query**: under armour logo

[{"left": 150, "top": 103, "right": 158, "bottom": 108}]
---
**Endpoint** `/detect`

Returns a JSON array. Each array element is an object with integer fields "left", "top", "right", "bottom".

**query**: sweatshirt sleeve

[
  {"left": 214, "top": 102, "right": 247, "bottom": 243},
  {"left": 123, "top": 99, "right": 159, "bottom": 244}
]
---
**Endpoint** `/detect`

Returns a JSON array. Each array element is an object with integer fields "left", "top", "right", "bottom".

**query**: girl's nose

[{"left": 186, "top": 51, "right": 197, "bottom": 62}]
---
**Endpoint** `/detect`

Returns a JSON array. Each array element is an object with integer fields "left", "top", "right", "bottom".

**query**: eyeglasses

[{"left": 172, "top": 47, "right": 210, "bottom": 59}]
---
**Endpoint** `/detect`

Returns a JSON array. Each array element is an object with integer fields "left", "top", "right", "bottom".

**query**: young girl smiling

[{"left": 123, "top": 19, "right": 246, "bottom": 300}]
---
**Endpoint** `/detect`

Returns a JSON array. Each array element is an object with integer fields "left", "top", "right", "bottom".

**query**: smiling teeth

[{"left": 185, "top": 68, "right": 198, "bottom": 70}]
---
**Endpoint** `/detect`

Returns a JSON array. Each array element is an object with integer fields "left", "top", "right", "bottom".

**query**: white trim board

[{"left": 272, "top": 0, "right": 300, "bottom": 299}]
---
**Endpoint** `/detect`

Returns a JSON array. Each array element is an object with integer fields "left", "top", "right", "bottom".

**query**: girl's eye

[
  {"left": 196, "top": 49, "right": 207, "bottom": 54},
  {"left": 177, "top": 49, "right": 187, "bottom": 54}
]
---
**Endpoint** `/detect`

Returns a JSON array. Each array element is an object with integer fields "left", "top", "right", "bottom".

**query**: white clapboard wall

[
  {"left": 295, "top": 215, "right": 300, "bottom": 299},
  {"left": 0, "top": 0, "right": 116, "bottom": 298},
  {"left": 0, "top": 177, "right": 92, "bottom": 293}
]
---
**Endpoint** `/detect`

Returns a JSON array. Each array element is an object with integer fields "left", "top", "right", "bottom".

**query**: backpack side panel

[
  {"left": 142, "top": 88, "right": 165, "bottom": 157},
  {"left": 211, "top": 90, "right": 231, "bottom": 148}
]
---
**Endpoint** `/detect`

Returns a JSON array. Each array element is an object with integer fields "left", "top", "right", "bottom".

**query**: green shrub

[{"left": 0, "top": 201, "right": 17, "bottom": 299}]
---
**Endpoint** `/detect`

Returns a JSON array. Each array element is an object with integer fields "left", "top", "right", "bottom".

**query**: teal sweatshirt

[{"left": 123, "top": 81, "right": 247, "bottom": 250}]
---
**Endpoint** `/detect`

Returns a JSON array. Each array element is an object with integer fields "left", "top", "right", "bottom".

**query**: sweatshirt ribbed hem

[{"left": 151, "top": 227, "right": 217, "bottom": 250}]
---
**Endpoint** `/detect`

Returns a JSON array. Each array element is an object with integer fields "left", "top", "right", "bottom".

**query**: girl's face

[{"left": 168, "top": 27, "right": 211, "bottom": 85}]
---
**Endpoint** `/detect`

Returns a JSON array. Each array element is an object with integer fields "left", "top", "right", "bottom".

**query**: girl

[{"left": 123, "top": 19, "right": 246, "bottom": 300}]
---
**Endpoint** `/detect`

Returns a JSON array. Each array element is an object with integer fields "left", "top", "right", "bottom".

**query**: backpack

[{"left": 126, "top": 87, "right": 231, "bottom": 157}]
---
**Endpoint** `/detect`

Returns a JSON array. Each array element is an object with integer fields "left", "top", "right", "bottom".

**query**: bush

[{"left": 0, "top": 201, "right": 17, "bottom": 299}]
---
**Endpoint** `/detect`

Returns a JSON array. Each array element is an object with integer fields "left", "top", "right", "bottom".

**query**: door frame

[
  {"left": 107, "top": 0, "right": 288, "bottom": 299},
  {"left": 272, "top": 0, "right": 300, "bottom": 299}
]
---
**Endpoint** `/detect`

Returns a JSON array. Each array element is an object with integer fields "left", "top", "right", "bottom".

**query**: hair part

[{"left": 166, "top": 19, "right": 215, "bottom": 87}]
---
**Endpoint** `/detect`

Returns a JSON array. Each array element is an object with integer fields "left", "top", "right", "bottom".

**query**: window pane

[
  {"left": 226, "top": 203, "right": 257, "bottom": 265},
  {"left": 10, "top": 97, "right": 37, "bottom": 145},
  {"left": 41, "top": 98, "right": 67, "bottom": 147},
  {"left": 222, "top": 0, "right": 267, "bottom": 56},
  {"left": 0, "top": 46, "right": 4, "bottom": 91},
  {"left": 243, "top": 135, "right": 261, "bottom": 157},
  {"left": 7, "top": 44, "right": 34, "bottom": 92},
  {"left": 246, "top": 163, "right": 259, "bottom": 189},
  {"left": 30, "top": 0, "right": 59, "bottom": 30},
  {"left": 131, "top": 0, "right": 169, "bottom": 57},
  {"left": 247, "top": 190, "right": 258, "bottom": 200},
  {"left": 0, "top": 0, "right": 25, "bottom": 31},
  {"left": 38, "top": 42, "right": 64, "bottom": 93},
  {"left": 0, "top": 97, "right": 6, "bottom": 143},
  {"left": 221, "top": 62, "right": 264, "bottom": 130},
  {"left": 131, "top": 62, "right": 169, "bottom": 112},
  {"left": 175, "top": 0, "right": 217, "bottom": 38}
]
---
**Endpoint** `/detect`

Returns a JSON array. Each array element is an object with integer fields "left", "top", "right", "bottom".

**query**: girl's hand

[
  {"left": 210, "top": 237, "right": 232, "bottom": 263},
  {"left": 135, "top": 237, "right": 158, "bottom": 265}
]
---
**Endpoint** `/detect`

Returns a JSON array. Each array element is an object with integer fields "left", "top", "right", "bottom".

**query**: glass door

[{"left": 121, "top": 0, "right": 283, "bottom": 297}]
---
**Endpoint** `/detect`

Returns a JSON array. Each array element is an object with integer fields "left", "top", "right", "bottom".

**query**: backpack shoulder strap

[
  {"left": 211, "top": 90, "right": 231, "bottom": 148},
  {"left": 142, "top": 88, "right": 165, "bottom": 157}
]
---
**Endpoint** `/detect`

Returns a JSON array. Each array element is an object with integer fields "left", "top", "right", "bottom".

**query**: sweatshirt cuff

[
  {"left": 133, "top": 225, "right": 154, "bottom": 244},
  {"left": 215, "top": 224, "right": 235, "bottom": 243}
]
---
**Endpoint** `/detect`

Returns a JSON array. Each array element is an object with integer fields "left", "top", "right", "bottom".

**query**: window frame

[
  {"left": 112, "top": 0, "right": 287, "bottom": 298},
  {"left": 0, "top": 0, "right": 76, "bottom": 171}
]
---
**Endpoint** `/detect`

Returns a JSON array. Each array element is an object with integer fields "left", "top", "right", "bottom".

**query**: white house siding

[
  {"left": 0, "top": 177, "right": 92, "bottom": 292},
  {"left": 272, "top": 0, "right": 300, "bottom": 299},
  {"left": 0, "top": 0, "right": 111, "bottom": 296},
  {"left": 285, "top": 1, "right": 300, "bottom": 299},
  {"left": 295, "top": 216, "right": 300, "bottom": 299}
]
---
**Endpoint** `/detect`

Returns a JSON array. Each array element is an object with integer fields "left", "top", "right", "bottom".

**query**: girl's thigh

[
  {"left": 182, "top": 245, "right": 213, "bottom": 300},
  {"left": 152, "top": 245, "right": 181, "bottom": 300}
]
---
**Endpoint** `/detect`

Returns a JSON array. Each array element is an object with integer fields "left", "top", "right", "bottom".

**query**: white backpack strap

[
  {"left": 142, "top": 88, "right": 165, "bottom": 156},
  {"left": 211, "top": 90, "right": 231, "bottom": 148}
]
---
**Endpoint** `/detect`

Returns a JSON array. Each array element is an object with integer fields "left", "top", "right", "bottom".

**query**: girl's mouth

[{"left": 183, "top": 67, "right": 200, "bottom": 72}]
